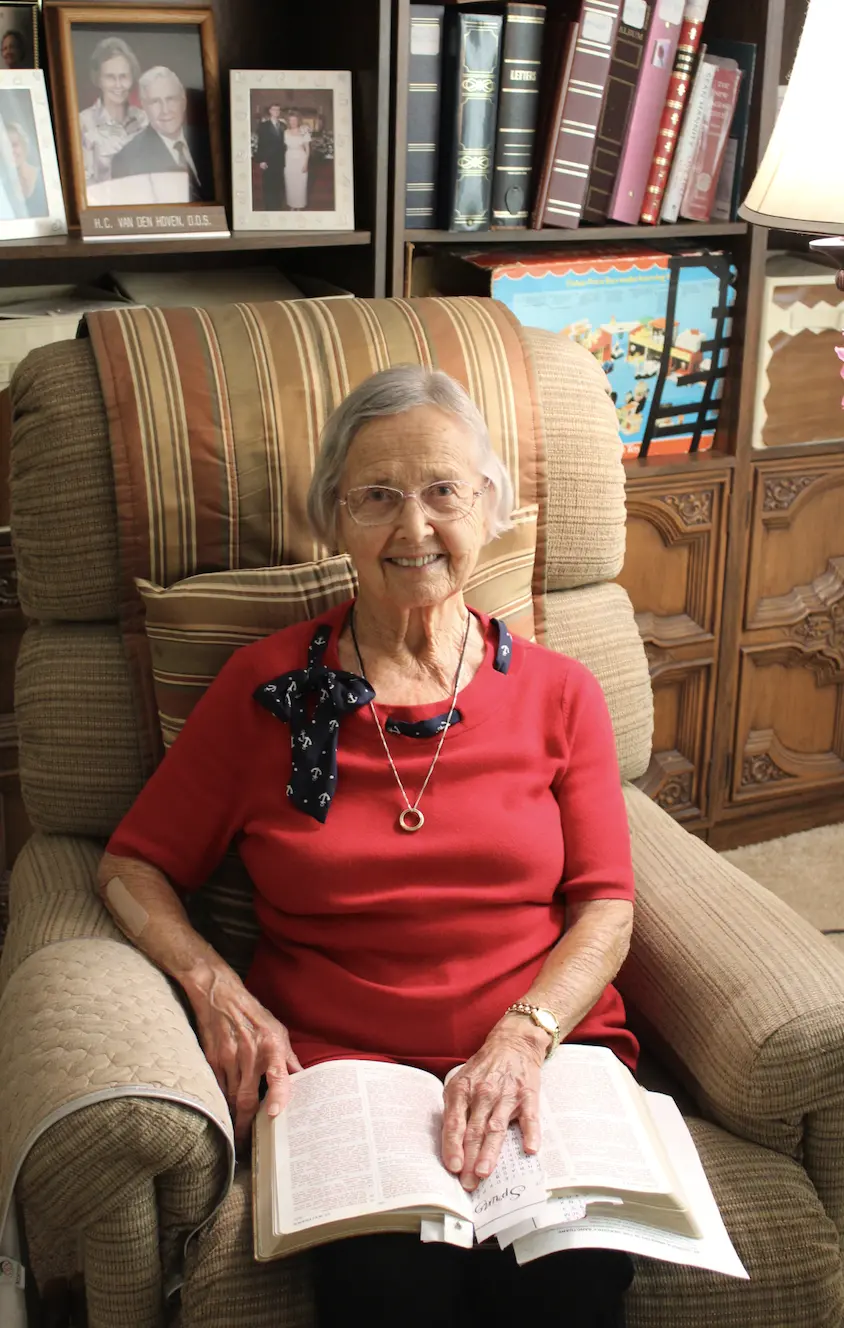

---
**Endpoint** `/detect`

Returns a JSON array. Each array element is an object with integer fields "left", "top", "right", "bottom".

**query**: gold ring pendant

[{"left": 399, "top": 808, "right": 425, "bottom": 832}]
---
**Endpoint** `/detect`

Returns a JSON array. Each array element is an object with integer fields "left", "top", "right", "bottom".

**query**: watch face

[{"left": 534, "top": 1008, "right": 557, "bottom": 1036}]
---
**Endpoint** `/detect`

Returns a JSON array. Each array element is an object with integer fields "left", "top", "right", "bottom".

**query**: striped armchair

[{"left": 0, "top": 298, "right": 842, "bottom": 1328}]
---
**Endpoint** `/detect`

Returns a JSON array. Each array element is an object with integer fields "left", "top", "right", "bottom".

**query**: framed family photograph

[
  {"left": 45, "top": 4, "right": 228, "bottom": 240},
  {"left": 230, "top": 69, "right": 354, "bottom": 232},
  {"left": 0, "top": 4, "right": 40, "bottom": 71},
  {"left": 0, "top": 69, "right": 67, "bottom": 237}
]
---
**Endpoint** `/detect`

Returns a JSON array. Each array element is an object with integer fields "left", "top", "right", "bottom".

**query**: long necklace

[{"left": 350, "top": 609, "right": 471, "bottom": 833}]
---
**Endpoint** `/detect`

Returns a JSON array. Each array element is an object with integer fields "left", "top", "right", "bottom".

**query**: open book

[{"left": 252, "top": 1044, "right": 747, "bottom": 1278}]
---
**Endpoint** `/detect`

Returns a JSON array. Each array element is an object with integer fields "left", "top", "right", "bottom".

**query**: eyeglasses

[{"left": 339, "top": 479, "right": 490, "bottom": 527}]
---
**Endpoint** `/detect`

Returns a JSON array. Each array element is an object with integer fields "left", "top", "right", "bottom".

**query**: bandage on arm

[{"left": 98, "top": 851, "right": 236, "bottom": 1001}]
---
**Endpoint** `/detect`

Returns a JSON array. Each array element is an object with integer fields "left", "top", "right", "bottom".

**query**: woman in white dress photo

[{"left": 283, "top": 111, "right": 310, "bottom": 210}]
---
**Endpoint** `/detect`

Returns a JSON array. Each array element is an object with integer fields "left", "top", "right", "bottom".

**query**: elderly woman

[
  {"left": 79, "top": 35, "right": 147, "bottom": 187},
  {"left": 100, "top": 366, "right": 637, "bottom": 1327}
]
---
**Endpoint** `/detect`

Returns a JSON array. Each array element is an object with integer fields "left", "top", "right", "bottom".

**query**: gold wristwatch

[{"left": 506, "top": 1002, "right": 560, "bottom": 1059}]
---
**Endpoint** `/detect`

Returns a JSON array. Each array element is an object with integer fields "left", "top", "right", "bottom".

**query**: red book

[
  {"left": 679, "top": 61, "right": 741, "bottom": 220},
  {"left": 640, "top": 0, "right": 709, "bottom": 224}
]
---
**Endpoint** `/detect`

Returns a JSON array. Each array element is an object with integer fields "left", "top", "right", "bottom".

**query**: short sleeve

[
  {"left": 554, "top": 663, "right": 635, "bottom": 908},
  {"left": 106, "top": 649, "right": 257, "bottom": 892}
]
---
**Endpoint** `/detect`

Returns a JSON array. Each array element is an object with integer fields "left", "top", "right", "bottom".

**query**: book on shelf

[
  {"left": 706, "top": 39, "right": 757, "bottom": 221},
  {"left": 679, "top": 57, "right": 742, "bottom": 221},
  {"left": 408, "top": 244, "right": 736, "bottom": 460},
  {"left": 439, "top": 9, "right": 505, "bottom": 231},
  {"left": 582, "top": 0, "right": 654, "bottom": 225},
  {"left": 639, "top": 0, "right": 710, "bottom": 224},
  {"left": 660, "top": 48, "right": 714, "bottom": 222},
  {"left": 405, "top": 5, "right": 446, "bottom": 230},
  {"left": 530, "top": 20, "right": 579, "bottom": 227},
  {"left": 252, "top": 1044, "right": 747, "bottom": 1280},
  {"left": 534, "top": 0, "right": 623, "bottom": 230},
  {"left": 459, "top": 2, "right": 547, "bottom": 229},
  {"left": 608, "top": 0, "right": 685, "bottom": 224}
]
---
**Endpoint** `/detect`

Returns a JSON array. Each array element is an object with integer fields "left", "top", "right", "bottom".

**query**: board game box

[{"left": 416, "top": 246, "right": 737, "bottom": 459}]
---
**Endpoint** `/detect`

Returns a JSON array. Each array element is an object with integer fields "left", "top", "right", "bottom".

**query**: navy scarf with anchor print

[{"left": 254, "top": 614, "right": 513, "bottom": 824}]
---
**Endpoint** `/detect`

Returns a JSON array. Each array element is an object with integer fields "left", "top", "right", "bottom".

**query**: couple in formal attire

[
  {"left": 79, "top": 35, "right": 213, "bottom": 203},
  {"left": 256, "top": 103, "right": 311, "bottom": 211}
]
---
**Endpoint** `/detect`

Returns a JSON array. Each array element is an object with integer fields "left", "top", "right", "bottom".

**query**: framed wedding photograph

[
  {"left": 45, "top": 4, "right": 228, "bottom": 240},
  {"left": 230, "top": 69, "right": 354, "bottom": 232},
  {"left": 0, "top": 4, "right": 39, "bottom": 70},
  {"left": 0, "top": 68, "right": 67, "bottom": 237}
]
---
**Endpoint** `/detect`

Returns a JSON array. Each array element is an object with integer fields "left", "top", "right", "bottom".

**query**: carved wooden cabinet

[
  {"left": 617, "top": 470, "right": 730, "bottom": 825},
  {"left": 731, "top": 455, "right": 844, "bottom": 809}
]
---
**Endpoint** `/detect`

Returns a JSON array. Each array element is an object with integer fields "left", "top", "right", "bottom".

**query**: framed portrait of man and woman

[
  {"left": 231, "top": 69, "right": 354, "bottom": 232},
  {"left": 45, "top": 4, "right": 227, "bottom": 237}
]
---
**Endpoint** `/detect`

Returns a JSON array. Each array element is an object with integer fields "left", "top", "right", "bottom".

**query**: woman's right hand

[{"left": 185, "top": 963, "right": 302, "bottom": 1148}]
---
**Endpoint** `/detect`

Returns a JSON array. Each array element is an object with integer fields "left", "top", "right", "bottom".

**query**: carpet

[{"left": 722, "top": 821, "right": 844, "bottom": 954}]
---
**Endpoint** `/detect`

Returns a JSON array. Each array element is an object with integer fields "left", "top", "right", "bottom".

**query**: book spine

[
  {"left": 639, "top": 0, "right": 709, "bottom": 224},
  {"left": 539, "top": 0, "right": 623, "bottom": 229},
  {"left": 441, "top": 12, "right": 504, "bottom": 231},
  {"left": 608, "top": 0, "right": 683, "bottom": 224},
  {"left": 530, "top": 20, "right": 578, "bottom": 227},
  {"left": 706, "top": 38, "right": 757, "bottom": 219},
  {"left": 660, "top": 54, "right": 713, "bottom": 221},
  {"left": 680, "top": 66, "right": 741, "bottom": 220},
  {"left": 582, "top": 2, "right": 652, "bottom": 225},
  {"left": 490, "top": 5, "right": 546, "bottom": 227},
  {"left": 405, "top": 5, "right": 446, "bottom": 229}
]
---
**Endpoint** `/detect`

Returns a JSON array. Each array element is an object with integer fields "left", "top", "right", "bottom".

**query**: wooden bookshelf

[
  {"left": 389, "top": 0, "right": 844, "bottom": 850},
  {"left": 0, "top": 0, "right": 392, "bottom": 295}
]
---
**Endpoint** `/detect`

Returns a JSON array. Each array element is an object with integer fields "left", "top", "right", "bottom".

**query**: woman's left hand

[{"left": 441, "top": 1018, "right": 546, "bottom": 1191}]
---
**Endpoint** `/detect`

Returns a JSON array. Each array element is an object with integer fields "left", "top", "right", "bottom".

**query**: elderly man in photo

[{"left": 110, "top": 65, "right": 213, "bottom": 201}]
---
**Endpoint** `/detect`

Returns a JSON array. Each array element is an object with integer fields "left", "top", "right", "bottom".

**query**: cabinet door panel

[
  {"left": 618, "top": 475, "right": 730, "bottom": 821},
  {"left": 732, "top": 458, "right": 844, "bottom": 807}
]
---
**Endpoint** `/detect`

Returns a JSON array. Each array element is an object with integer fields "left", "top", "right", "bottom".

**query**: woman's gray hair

[
  {"left": 307, "top": 365, "right": 515, "bottom": 547},
  {"left": 90, "top": 36, "right": 141, "bottom": 87}
]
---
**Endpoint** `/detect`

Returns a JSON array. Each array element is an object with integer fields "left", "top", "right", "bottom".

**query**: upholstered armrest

[
  {"left": 620, "top": 785, "right": 844, "bottom": 1234},
  {"left": 0, "top": 835, "right": 234, "bottom": 1292},
  {"left": 0, "top": 833, "right": 123, "bottom": 991}
]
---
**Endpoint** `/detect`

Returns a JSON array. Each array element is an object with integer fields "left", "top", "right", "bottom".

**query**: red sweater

[{"left": 108, "top": 602, "right": 638, "bottom": 1075}]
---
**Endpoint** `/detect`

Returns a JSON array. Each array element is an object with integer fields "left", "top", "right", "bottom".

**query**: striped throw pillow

[{"left": 137, "top": 503, "right": 538, "bottom": 750}]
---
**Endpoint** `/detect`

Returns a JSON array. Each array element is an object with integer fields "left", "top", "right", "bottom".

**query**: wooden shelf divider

[
  {"left": 405, "top": 223, "right": 749, "bottom": 246},
  {"left": 0, "top": 231, "right": 372, "bottom": 263}
]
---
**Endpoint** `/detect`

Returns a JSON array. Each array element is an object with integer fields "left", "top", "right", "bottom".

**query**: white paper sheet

[
  {"left": 510, "top": 1095, "right": 749, "bottom": 1280},
  {"left": 470, "top": 1127, "right": 547, "bottom": 1243}
]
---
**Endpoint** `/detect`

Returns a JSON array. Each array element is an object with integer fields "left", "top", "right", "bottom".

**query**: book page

[
  {"left": 470, "top": 1126, "right": 547, "bottom": 1243},
  {"left": 540, "top": 1046, "right": 673, "bottom": 1195},
  {"left": 511, "top": 1094, "right": 749, "bottom": 1280},
  {"left": 271, "top": 1060, "right": 471, "bottom": 1235}
]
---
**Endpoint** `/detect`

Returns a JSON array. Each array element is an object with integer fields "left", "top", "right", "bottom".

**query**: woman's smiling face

[{"left": 337, "top": 405, "right": 491, "bottom": 614}]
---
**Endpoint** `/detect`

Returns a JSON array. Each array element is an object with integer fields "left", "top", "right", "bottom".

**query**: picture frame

[
  {"left": 0, "top": 68, "right": 67, "bottom": 238},
  {"left": 230, "top": 69, "right": 354, "bottom": 232},
  {"left": 45, "top": 4, "right": 228, "bottom": 240},
  {"left": 0, "top": 3, "right": 40, "bottom": 70}
]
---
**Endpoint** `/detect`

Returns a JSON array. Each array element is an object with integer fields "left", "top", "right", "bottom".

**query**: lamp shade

[{"left": 739, "top": 0, "right": 840, "bottom": 233}]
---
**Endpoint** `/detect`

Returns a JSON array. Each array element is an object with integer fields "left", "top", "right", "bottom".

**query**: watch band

[{"left": 506, "top": 1001, "right": 560, "bottom": 1058}]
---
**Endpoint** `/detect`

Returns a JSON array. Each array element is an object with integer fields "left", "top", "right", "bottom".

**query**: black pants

[{"left": 314, "top": 1233, "right": 634, "bottom": 1327}]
